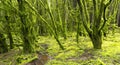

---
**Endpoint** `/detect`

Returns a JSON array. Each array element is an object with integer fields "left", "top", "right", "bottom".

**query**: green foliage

[
  {"left": 0, "top": 0, "right": 120, "bottom": 65},
  {"left": 16, "top": 53, "right": 37, "bottom": 65}
]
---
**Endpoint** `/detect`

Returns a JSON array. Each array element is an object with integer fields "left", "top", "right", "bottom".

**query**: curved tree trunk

[{"left": 77, "top": 0, "right": 112, "bottom": 49}]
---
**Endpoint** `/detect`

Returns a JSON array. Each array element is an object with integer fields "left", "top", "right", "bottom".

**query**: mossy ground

[
  {"left": 42, "top": 32, "right": 120, "bottom": 65},
  {"left": 0, "top": 31, "right": 120, "bottom": 65}
]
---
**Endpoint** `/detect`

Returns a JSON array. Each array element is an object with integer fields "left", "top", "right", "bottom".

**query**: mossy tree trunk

[
  {"left": 77, "top": 0, "right": 112, "bottom": 49},
  {"left": 8, "top": 32, "right": 14, "bottom": 49},
  {"left": 0, "top": 33, "right": 8, "bottom": 53},
  {"left": 118, "top": 15, "right": 120, "bottom": 27},
  {"left": 36, "top": 0, "right": 47, "bottom": 36},
  {"left": 62, "top": 0, "right": 68, "bottom": 39},
  {"left": 88, "top": 31, "right": 102, "bottom": 49},
  {"left": 17, "top": 0, "right": 35, "bottom": 53},
  {"left": 5, "top": 16, "right": 14, "bottom": 49},
  {"left": 118, "top": 3, "right": 120, "bottom": 27},
  {"left": 42, "top": 0, "right": 65, "bottom": 50}
]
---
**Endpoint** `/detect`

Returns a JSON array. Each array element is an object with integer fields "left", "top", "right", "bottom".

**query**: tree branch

[
  {"left": 82, "top": 0, "right": 89, "bottom": 22},
  {"left": 99, "top": 0, "right": 112, "bottom": 31},
  {"left": 92, "top": 0, "right": 99, "bottom": 30},
  {"left": 97, "top": 0, "right": 104, "bottom": 28},
  {"left": 77, "top": 0, "right": 92, "bottom": 33},
  {"left": 92, "top": 0, "right": 98, "bottom": 20}
]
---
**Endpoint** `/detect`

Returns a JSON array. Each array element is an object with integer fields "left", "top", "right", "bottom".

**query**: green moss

[{"left": 0, "top": 32, "right": 120, "bottom": 65}]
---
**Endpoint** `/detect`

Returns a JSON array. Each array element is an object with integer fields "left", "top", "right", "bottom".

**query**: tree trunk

[
  {"left": 8, "top": 32, "right": 14, "bottom": 49},
  {"left": 17, "top": 0, "right": 35, "bottom": 53},
  {"left": 62, "top": 0, "right": 67, "bottom": 39},
  {"left": 0, "top": 33, "right": 8, "bottom": 53},
  {"left": 117, "top": 2, "right": 120, "bottom": 27},
  {"left": 73, "top": 0, "right": 77, "bottom": 8},
  {"left": 118, "top": 14, "right": 120, "bottom": 27},
  {"left": 5, "top": 16, "right": 14, "bottom": 49},
  {"left": 23, "top": 35, "right": 34, "bottom": 53},
  {"left": 89, "top": 31, "right": 102, "bottom": 49}
]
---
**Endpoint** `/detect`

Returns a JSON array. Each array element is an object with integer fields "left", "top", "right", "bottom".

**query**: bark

[
  {"left": 77, "top": 0, "right": 112, "bottom": 49},
  {"left": 89, "top": 31, "right": 102, "bottom": 49},
  {"left": 8, "top": 32, "right": 14, "bottom": 49},
  {"left": 118, "top": 4, "right": 120, "bottom": 27},
  {"left": 5, "top": 16, "right": 14, "bottom": 49},
  {"left": 47, "top": 1, "right": 65, "bottom": 50},
  {"left": 62, "top": 0, "right": 67, "bottom": 39},
  {"left": 0, "top": 33, "right": 8, "bottom": 53},
  {"left": 73, "top": 0, "right": 77, "bottom": 8},
  {"left": 17, "top": 0, "right": 34, "bottom": 53},
  {"left": 118, "top": 15, "right": 120, "bottom": 27},
  {"left": 23, "top": 35, "right": 33, "bottom": 53}
]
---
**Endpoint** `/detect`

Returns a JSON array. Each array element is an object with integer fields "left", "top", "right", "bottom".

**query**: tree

[
  {"left": 117, "top": 1, "right": 120, "bottom": 27},
  {"left": 77, "top": 0, "right": 112, "bottom": 49},
  {"left": 17, "top": 0, "right": 37, "bottom": 53},
  {"left": 0, "top": 33, "right": 8, "bottom": 53},
  {"left": 5, "top": 15, "right": 14, "bottom": 49}
]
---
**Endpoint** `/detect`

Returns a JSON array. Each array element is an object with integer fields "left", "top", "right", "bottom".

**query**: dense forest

[{"left": 0, "top": 0, "right": 120, "bottom": 65}]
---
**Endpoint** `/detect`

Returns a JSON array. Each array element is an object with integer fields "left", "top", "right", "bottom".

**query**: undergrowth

[{"left": 0, "top": 31, "right": 120, "bottom": 65}]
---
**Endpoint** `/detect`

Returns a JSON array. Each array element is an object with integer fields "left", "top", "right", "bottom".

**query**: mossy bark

[
  {"left": 89, "top": 31, "right": 102, "bottom": 49},
  {"left": 8, "top": 32, "right": 14, "bottom": 49},
  {"left": 5, "top": 16, "right": 14, "bottom": 49},
  {"left": 77, "top": 0, "right": 112, "bottom": 49},
  {"left": 0, "top": 33, "right": 8, "bottom": 53},
  {"left": 23, "top": 35, "right": 34, "bottom": 53},
  {"left": 17, "top": 0, "right": 34, "bottom": 53},
  {"left": 118, "top": 14, "right": 120, "bottom": 27}
]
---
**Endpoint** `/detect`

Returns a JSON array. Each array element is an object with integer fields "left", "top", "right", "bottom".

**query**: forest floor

[{"left": 0, "top": 31, "right": 120, "bottom": 65}]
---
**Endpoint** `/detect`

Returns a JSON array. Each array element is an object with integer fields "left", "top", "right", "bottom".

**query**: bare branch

[{"left": 99, "top": 0, "right": 112, "bottom": 31}]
